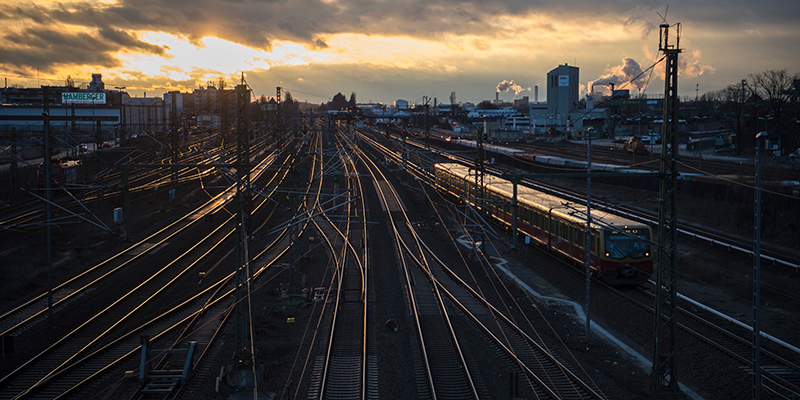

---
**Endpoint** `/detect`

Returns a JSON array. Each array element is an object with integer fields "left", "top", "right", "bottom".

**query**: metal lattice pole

[
  {"left": 650, "top": 22, "right": 683, "bottom": 396},
  {"left": 233, "top": 83, "right": 252, "bottom": 359},
  {"left": 475, "top": 118, "right": 485, "bottom": 216},
  {"left": 753, "top": 131, "right": 767, "bottom": 399},
  {"left": 44, "top": 88, "right": 54, "bottom": 327},
  {"left": 171, "top": 92, "right": 178, "bottom": 186},
  {"left": 585, "top": 135, "right": 592, "bottom": 340}
]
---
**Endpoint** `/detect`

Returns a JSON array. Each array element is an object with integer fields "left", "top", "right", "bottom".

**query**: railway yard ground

[
  {"left": 0, "top": 162, "right": 217, "bottom": 307},
  {"left": 2, "top": 129, "right": 800, "bottom": 399}
]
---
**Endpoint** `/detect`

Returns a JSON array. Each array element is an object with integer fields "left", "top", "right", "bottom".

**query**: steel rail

[{"left": 358, "top": 137, "right": 479, "bottom": 400}]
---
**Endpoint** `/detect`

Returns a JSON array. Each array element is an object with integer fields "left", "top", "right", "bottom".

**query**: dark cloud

[
  {"left": 312, "top": 39, "right": 329, "bottom": 50},
  {"left": 0, "top": 25, "right": 167, "bottom": 72},
  {"left": 98, "top": 27, "right": 167, "bottom": 54},
  {"left": 0, "top": 0, "right": 528, "bottom": 57},
  {"left": 0, "top": 0, "right": 796, "bottom": 89},
  {"left": 2, "top": 0, "right": 798, "bottom": 49}
]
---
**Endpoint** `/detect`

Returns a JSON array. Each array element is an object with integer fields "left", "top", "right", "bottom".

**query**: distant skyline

[{"left": 1, "top": 1, "right": 798, "bottom": 105}]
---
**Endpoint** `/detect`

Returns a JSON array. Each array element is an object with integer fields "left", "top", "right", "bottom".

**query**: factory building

[
  {"left": 547, "top": 63, "right": 580, "bottom": 128},
  {"left": 0, "top": 74, "right": 122, "bottom": 142},
  {"left": 529, "top": 63, "right": 611, "bottom": 136}
]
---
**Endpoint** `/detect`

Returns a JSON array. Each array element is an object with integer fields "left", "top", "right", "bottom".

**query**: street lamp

[
  {"left": 741, "top": 79, "right": 747, "bottom": 137},
  {"left": 758, "top": 115, "right": 773, "bottom": 134}
]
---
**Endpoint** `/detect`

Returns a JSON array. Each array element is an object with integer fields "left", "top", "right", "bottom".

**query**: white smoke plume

[
  {"left": 496, "top": 80, "right": 530, "bottom": 95},
  {"left": 588, "top": 58, "right": 647, "bottom": 94}
]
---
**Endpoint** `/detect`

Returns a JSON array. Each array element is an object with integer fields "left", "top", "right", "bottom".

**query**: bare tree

[
  {"left": 714, "top": 82, "right": 749, "bottom": 138},
  {"left": 282, "top": 91, "right": 299, "bottom": 116},
  {"left": 749, "top": 69, "right": 800, "bottom": 148},
  {"left": 348, "top": 92, "right": 357, "bottom": 110},
  {"left": 331, "top": 92, "right": 347, "bottom": 111}
]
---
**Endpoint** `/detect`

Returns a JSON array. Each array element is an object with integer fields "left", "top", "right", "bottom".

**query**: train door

[{"left": 546, "top": 209, "right": 553, "bottom": 250}]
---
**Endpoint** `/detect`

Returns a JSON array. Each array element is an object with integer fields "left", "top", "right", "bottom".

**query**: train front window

[{"left": 604, "top": 229, "right": 650, "bottom": 259}]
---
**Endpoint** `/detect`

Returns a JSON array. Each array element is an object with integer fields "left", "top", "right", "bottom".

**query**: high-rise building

[{"left": 546, "top": 64, "right": 579, "bottom": 127}]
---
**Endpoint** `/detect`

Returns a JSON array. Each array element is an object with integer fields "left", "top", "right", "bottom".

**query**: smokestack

[
  {"left": 496, "top": 91, "right": 499, "bottom": 101},
  {"left": 535, "top": 86, "right": 538, "bottom": 103}
]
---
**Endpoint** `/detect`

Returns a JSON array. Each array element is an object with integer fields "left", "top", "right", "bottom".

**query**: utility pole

[
  {"left": 650, "top": 21, "right": 683, "bottom": 397},
  {"left": 10, "top": 128, "right": 18, "bottom": 193},
  {"left": 753, "top": 131, "right": 767, "bottom": 399},
  {"left": 43, "top": 87, "right": 54, "bottom": 328},
  {"left": 585, "top": 134, "right": 593, "bottom": 340},
  {"left": 475, "top": 117, "right": 486, "bottom": 218},
  {"left": 609, "top": 83, "right": 617, "bottom": 140},
  {"left": 741, "top": 79, "right": 747, "bottom": 139},
  {"left": 466, "top": 116, "right": 487, "bottom": 260},
  {"left": 233, "top": 80, "right": 253, "bottom": 364},
  {"left": 121, "top": 101, "right": 126, "bottom": 146},
  {"left": 424, "top": 96, "right": 430, "bottom": 150},
  {"left": 171, "top": 92, "right": 178, "bottom": 186},
  {"left": 276, "top": 87, "right": 282, "bottom": 146}
]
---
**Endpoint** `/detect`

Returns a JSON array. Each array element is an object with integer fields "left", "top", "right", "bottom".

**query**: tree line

[{"left": 699, "top": 69, "right": 799, "bottom": 151}]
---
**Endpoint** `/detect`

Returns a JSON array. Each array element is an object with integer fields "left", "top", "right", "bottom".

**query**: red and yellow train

[
  {"left": 435, "top": 163, "right": 653, "bottom": 285},
  {"left": 37, "top": 160, "right": 82, "bottom": 187}
]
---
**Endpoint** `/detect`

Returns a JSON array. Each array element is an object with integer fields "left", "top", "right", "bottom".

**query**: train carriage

[
  {"left": 37, "top": 160, "right": 83, "bottom": 187},
  {"left": 435, "top": 162, "right": 653, "bottom": 285}
]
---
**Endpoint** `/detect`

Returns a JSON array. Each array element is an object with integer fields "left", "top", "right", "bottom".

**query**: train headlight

[
  {"left": 645, "top": 252, "right": 650, "bottom": 257},
  {"left": 605, "top": 252, "right": 610, "bottom": 257}
]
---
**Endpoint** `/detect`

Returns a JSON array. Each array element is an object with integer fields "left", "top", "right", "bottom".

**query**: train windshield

[
  {"left": 604, "top": 229, "right": 650, "bottom": 259},
  {"left": 38, "top": 165, "right": 59, "bottom": 174}
]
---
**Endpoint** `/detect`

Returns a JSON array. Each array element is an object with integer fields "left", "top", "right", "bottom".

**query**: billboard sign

[
  {"left": 62, "top": 92, "right": 106, "bottom": 104},
  {"left": 558, "top": 75, "right": 569, "bottom": 87}
]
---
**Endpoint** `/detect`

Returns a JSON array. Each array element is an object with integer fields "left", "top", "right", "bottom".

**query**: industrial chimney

[{"left": 535, "top": 86, "right": 538, "bottom": 103}]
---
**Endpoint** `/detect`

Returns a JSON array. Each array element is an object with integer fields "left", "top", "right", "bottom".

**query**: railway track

[
  {"left": 425, "top": 135, "right": 800, "bottom": 397},
  {"left": 358, "top": 127, "right": 612, "bottom": 398},
  {"left": 0, "top": 143, "right": 231, "bottom": 232},
  {"left": 359, "top": 133, "right": 482, "bottom": 399},
  {"left": 24, "top": 279, "right": 233, "bottom": 400},
  {"left": 0, "top": 141, "right": 302, "bottom": 399},
  {"left": 304, "top": 133, "right": 369, "bottom": 400},
  {"left": 411, "top": 134, "right": 800, "bottom": 271},
  {"left": 0, "top": 150, "right": 284, "bottom": 340},
  {"left": 516, "top": 139, "right": 797, "bottom": 182},
  {"left": 423, "top": 242, "right": 605, "bottom": 400},
  {"left": 628, "top": 286, "right": 800, "bottom": 398},
  {"left": 0, "top": 131, "right": 282, "bottom": 242}
]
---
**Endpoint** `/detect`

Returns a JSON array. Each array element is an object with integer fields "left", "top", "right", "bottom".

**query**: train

[
  {"left": 37, "top": 160, "right": 82, "bottom": 187},
  {"left": 434, "top": 162, "right": 653, "bottom": 285},
  {"left": 449, "top": 138, "right": 525, "bottom": 158}
]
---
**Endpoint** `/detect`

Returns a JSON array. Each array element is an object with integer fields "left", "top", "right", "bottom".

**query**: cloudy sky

[{"left": 1, "top": 0, "right": 798, "bottom": 105}]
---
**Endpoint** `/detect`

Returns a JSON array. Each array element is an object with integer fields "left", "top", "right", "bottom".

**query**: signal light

[{"left": 385, "top": 319, "right": 398, "bottom": 331}]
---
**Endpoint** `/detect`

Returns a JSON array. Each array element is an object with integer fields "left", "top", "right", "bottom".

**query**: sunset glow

[{"left": 0, "top": 0, "right": 797, "bottom": 102}]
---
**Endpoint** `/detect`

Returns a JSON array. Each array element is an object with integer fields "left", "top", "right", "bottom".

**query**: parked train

[
  {"left": 434, "top": 162, "right": 653, "bottom": 285},
  {"left": 37, "top": 160, "right": 82, "bottom": 187}
]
